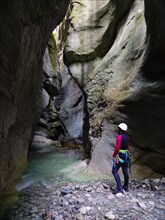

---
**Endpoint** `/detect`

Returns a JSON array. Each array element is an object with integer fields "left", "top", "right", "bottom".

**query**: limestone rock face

[
  {"left": 56, "top": 0, "right": 165, "bottom": 177},
  {"left": 0, "top": 0, "right": 70, "bottom": 196},
  {"left": 31, "top": 37, "right": 63, "bottom": 150},
  {"left": 55, "top": 69, "right": 85, "bottom": 139},
  {"left": 64, "top": 0, "right": 134, "bottom": 85},
  {"left": 0, "top": 0, "right": 165, "bottom": 197}
]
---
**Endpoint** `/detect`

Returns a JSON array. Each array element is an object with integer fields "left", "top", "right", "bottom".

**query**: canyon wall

[
  {"left": 55, "top": 0, "right": 165, "bottom": 178},
  {"left": 0, "top": 0, "right": 165, "bottom": 197},
  {"left": 0, "top": 0, "right": 70, "bottom": 196}
]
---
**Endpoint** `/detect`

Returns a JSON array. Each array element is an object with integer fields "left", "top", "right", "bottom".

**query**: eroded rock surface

[
  {"left": 55, "top": 0, "right": 165, "bottom": 177},
  {"left": 0, "top": 0, "right": 165, "bottom": 198},
  {"left": 0, "top": 0, "right": 70, "bottom": 196}
]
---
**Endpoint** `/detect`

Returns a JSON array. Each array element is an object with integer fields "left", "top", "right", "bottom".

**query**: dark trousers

[{"left": 112, "top": 161, "right": 129, "bottom": 189}]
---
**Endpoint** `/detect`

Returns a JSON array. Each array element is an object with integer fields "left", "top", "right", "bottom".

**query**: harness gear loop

[{"left": 115, "top": 150, "right": 132, "bottom": 176}]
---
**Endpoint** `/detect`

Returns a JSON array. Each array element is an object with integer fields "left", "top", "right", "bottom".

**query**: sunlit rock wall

[
  {"left": 0, "top": 0, "right": 70, "bottom": 196},
  {"left": 56, "top": 0, "right": 165, "bottom": 178}
]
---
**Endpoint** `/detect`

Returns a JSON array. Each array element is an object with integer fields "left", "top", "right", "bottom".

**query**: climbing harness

[{"left": 114, "top": 150, "right": 132, "bottom": 176}]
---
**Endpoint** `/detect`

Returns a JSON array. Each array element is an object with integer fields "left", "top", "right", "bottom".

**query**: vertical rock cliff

[
  {"left": 0, "top": 0, "right": 70, "bottom": 196},
  {"left": 55, "top": 0, "right": 165, "bottom": 177},
  {"left": 0, "top": 0, "right": 165, "bottom": 197}
]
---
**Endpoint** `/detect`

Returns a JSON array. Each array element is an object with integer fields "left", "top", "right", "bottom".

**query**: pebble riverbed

[{"left": 4, "top": 178, "right": 165, "bottom": 220}]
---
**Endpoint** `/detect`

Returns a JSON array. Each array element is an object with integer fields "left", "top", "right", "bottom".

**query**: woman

[{"left": 112, "top": 123, "right": 130, "bottom": 194}]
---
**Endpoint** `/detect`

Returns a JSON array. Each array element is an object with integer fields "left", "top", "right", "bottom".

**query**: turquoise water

[
  {"left": 16, "top": 152, "right": 110, "bottom": 191},
  {"left": 1, "top": 152, "right": 110, "bottom": 218},
  {"left": 16, "top": 152, "right": 80, "bottom": 191},
  {"left": 0, "top": 152, "right": 80, "bottom": 218}
]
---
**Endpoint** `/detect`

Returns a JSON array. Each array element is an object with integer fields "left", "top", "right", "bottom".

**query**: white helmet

[{"left": 118, "top": 123, "right": 128, "bottom": 131}]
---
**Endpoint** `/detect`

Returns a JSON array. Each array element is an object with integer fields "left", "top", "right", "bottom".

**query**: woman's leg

[
  {"left": 122, "top": 162, "right": 129, "bottom": 191},
  {"left": 112, "top": 161, "right": 122, "bottom": 191}
]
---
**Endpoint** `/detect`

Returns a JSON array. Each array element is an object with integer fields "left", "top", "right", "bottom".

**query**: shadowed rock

[{"left": 0, "top": 0, "right": 70, "bottom": 196}]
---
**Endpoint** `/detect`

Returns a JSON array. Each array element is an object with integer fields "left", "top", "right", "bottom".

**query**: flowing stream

[
  {"left": 16, "top": 151, "right": 80, "bottom": 191},
  {"left": 16, "top": 151, "right": 110, "bottom": 192},
  {"left": 0, "top": 151, "right": 110, "bottom": 218}
]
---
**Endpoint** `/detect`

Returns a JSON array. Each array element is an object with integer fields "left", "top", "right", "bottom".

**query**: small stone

[
  {"left": 85, "top": 193, "right": 91, "bottom": 197},
  {"left": 148, "top": 201, "right": 155, "bottom": 206},
  {"left": 160, "top": 177, "right": 165, "bottom": 184},
  {"left": 80, "top": 207, "right": 87, "bottom": 215},
  {"left": 86, "top": 207, "right": 91, "bottom": 211},
  {"left": 144, "top": 179, "right": 150, "bottom": 184},
  {"left": 156, "top": 204, "right": 165, "bottom": 210},
  {"left": 71, "top": 207, "right": 77, "bottom": 213},
  {"left": 61, "top": 187, "right": 72, "bottom": 195},
  {"left": 31, "top": 213, "right": 37, "bottom": 218},
  {"left": 77, "top": 198, "right": 85, "bottom": 204},
  {"left": 85, "top": 187, "right": 92, "bottom": 192},
  {"left": 80, "top": 206, "right": 91, "bottom": 214},
  {"left": 148, "top": 201, "right": 155, "bottom": 211},
  {"left": 132, "top": 205, "right": 140, "bottom": 211},
  {"left": 75, "top": 203, "right": 81, "bottom": 210},
  {"left": 153, "top": 178, "right": 160, "bottom": 184},
  {"left": 64, "top": 193, "right": 72, "bottom": 199},
  {"left": 75, "top": 213, "right": 84, "bottom": 220},
  {"left": 131, "top": 198, "right": 139, "bottom": 203},
  {"left": 107, "top": 194, "right": 115, "bottom": 200},
  {"left": 102, "top": 183, "right": 109, "bottom": 189},
  {"left": 116, "top": 192, "right": 124, "bottom": 197},
  {"left": 62, "top": 200, "right": 69, "bottom": 206},
  {"left": 154, "top": 186, "right": 160, "bottom": 190},
  {"left": 105, "top": 211, "right": 116, "bottom": 219},
  {"left": 137, "top": 201, "right": 148, "bottom": 210}
]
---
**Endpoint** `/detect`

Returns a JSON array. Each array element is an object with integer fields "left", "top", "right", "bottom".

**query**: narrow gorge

[{"left": 0, "top": 0, "right": 165, "bottom": 201}]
